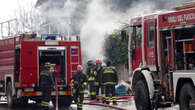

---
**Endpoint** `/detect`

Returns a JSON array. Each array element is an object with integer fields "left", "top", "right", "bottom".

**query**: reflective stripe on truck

[{"left": 22, "top": 91, "right": 72, "bottom": 96}]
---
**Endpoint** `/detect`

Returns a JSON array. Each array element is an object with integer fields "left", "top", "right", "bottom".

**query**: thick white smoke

[
  {"left": 80, "top": 0, "right": 192, "bottom": 63},
  {"left": 80, "top": 0, "right": 156, "bottom": 63},
  {"left": 14, "top": 0, "right": 192, "bottom": 64},
  {"left": 80, "top": 0, "right": 122, "bottom": 61}
]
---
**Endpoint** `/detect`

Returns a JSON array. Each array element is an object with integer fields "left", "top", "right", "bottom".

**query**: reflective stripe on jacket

[{"left": 102, "top": 67, "right": 118, "bottom": 85}]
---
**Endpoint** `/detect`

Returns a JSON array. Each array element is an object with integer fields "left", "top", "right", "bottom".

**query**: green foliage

[{"left": 103, "top": 31, "right": 128, "bottom": 65}]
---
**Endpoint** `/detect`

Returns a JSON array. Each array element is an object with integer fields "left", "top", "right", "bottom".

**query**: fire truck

[
  {"left": 0, "top": 33, "right": 82, "bottom": 107},
  {"left": 126, "top": 2, "right": 195, "bottom": 110}
]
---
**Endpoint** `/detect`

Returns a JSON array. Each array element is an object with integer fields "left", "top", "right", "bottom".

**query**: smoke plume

[{"left": 37, "top": 0, "right": 192, "bottom": 65}]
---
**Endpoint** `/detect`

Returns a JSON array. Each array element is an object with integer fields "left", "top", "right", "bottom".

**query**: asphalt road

[
  {"left": 0, "top": 97, "right": 179, "bottom": 110},
  {"left": 0, "top": 102, "right": 116, "bottom": 110}
]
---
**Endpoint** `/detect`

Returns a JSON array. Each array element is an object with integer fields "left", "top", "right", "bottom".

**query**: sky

[{"left": 0, "top": 0, "right": 37, "bottom": 22}]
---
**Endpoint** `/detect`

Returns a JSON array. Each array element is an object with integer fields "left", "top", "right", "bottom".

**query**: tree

[
  {"left": 103, "top": 31, "right": 128, "bottom": 65},
  {"left": 16, "top": 0, "right": 42, "bottom": 34}
]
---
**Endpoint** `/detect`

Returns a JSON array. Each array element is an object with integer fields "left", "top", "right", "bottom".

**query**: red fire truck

[
  {"left": 126, "top": 2, "right": 195, "bottom": 110},
  {"left": 0, "top": 33, "right": 82, "bottom": 108}
]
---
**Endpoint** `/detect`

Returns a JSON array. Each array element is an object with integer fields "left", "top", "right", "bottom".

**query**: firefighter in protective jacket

[
  {"left": 94, "top": 59, "right": 104, "bottom": 101},
  {"left": 39, "top": 62, "right": 55, "bottom": 110},
  {"left": 86, "top": 60, "right": 96, "bottom": 100},
  {"left": 71, "top": 65, "right": 87, "bottom": 110},
  {"left": 102, "top": 60, "right": 118, "bottom": 105}
]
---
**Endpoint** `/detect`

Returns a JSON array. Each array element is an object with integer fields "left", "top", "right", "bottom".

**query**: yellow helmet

[{"left": 44, "top": 62, "right": 51, "bottom": 68}]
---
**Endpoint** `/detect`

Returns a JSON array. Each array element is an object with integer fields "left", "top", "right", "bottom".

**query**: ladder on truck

[{"left": 0, "top": 19, "right": 19, "bottom": 39}]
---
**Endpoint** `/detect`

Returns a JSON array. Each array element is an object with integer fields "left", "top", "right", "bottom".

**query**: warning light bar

[{"left": 44, "top": 35, "right": 56, "bottom": 40}]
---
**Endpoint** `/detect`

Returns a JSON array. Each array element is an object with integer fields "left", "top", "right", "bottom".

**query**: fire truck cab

[
  {"left": 0, "top": 33, "right": 82, "bottom": 108},
  {"left": 128, "top": 2, "right": 195, "bottom": 110}
]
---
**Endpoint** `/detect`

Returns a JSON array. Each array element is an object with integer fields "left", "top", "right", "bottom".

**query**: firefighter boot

[
  {"left": 41, "top": 101, "right": 50, "bottom": 110},
  {"left": 102, "top": 97, "right": 106, "bottom": 104},
  {"left": 77, "top": 103, "right": 83, "bottom": 110},
  {"left": 96, "top": 95, "right": 99, "bottom": 101},
  {"left": 105, "top": 97, "right": 110, "bottom": 105},
  {"left": 102, "top": 100, "right": 106, "bottom": 104},
  {"left": 112, "top": 97, "right": 117, "bottom": 105},
  {"left": 113, "top": 101, "right": 117, "bottom": 105}
]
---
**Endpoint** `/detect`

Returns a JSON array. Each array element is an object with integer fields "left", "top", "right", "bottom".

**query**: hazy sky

[{"left": 0, "top": 0, "right": 37, "bottom": 22}]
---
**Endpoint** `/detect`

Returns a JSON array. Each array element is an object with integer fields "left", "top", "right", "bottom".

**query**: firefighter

[
  {"left": 39, "top": 62, "right": 55, "bottom": 110},
  {"left": 71, "top": 65, "right": 87, "bottom": 110},
  {"left": 94, "top": 59, "right": 104, "bottom": 102},
  {"left": 102, "top": 60, "right": 118, "bottom": 105},
  {"left": 86, "top": 60, "right": 96, "bottom": 100}
]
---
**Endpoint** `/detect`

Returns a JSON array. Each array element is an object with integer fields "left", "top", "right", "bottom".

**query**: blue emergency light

[
  {"left": 71, "top": 49, "right": 76, "bottom": 54},
  {"left": 44, "top": 35, "right": 56, "bottom": 40}
]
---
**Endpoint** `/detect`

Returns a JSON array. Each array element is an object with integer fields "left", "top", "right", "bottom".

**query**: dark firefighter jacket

[
  {"left": 86, "top": 66, "right": 96, "bottom": 82},
  {"left": 94, "top": 66, "right": 103, "bottom": 86},
  {"left": 39, "top": 69, "right": 54, "bottom": 88},
  {"left": 71, "top": 71, "right": 87, "bottom": 89},
  {"left": 102, "top": 66, "right": 118, "bottom": 85}
]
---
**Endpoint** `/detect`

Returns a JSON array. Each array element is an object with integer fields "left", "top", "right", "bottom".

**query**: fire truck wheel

[
  {"left": 179, "top": 83, "right": 195, "bottom": 110},
  {"left": 134, "top": 80, "right": 151, "bottom": 110},
  {"left": 6, "top": 82, "right": 15, "bottom": 108}
]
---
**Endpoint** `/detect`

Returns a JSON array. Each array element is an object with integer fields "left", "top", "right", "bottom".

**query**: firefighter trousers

[
  {"left": 95, "top": 86, "right": 100, "bottom": 100},
  {"left": 89, "top": 82, "right": 96, "bottom": 100},
  {"left": 73, "top": 88, "right": 84, "bottom": 110},
  {"left": 41, "top": 86, "right": 52, "bottom": 110},
  {"left": 96, "top": 85, "right": 105, "bottom": 101},
  {"left": 100, "top": 85, "right": 106, "bottom": 103},
  {"left": 105, "top": 85, "right": 117, "bottom": 104}
]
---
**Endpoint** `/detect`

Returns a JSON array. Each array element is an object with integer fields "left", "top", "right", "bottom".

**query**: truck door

[
  {"left": 14, "top": 45, "right": 21, "bottom": 82},
  {"left": 131, "top": 25, "right": 142, "bottom": 71},
  {"left": 144, "top": 19, "right": 158, "bottom": 70},
  {"left": 38, "top": 46, "right": 66, "bottom": 85}
]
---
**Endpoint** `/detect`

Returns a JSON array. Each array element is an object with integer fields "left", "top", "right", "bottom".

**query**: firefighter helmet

[
  {"left": 44, "top": 62, "right": 51, "bottom": 68},
  {"left": 96, "top": 59, "right": 102, "bottom": 64},
  {"left": 106, "top": 60, "right": 111, "bottom": 66},
  {"left": 87, "top": 60, "right": 94, "bottom": 66}
]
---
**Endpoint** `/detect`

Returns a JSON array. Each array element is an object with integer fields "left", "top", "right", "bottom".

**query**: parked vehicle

[
  {"left": 125, "top": 2, "right": 195, "bottom": 110},
  {"left": 0, "top": 33, "right": 82, "bottom": 108}
]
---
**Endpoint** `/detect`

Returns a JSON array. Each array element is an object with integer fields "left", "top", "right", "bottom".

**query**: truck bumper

[{"left": 21, "top": 91, "right": 72, "bottom": 97}]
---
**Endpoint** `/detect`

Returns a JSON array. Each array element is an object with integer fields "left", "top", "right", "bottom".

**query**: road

[
  {"left": 0, "top": 102, "right": 117, "bottom": 110},
  {"left": 0, "top": 96, "right": 179, "bottom": 110}
]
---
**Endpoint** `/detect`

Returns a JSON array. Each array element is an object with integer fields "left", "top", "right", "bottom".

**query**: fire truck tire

[
  {"left": 6, "top": 82, "right": 15, "bottom": 108},
  {"left": 179, "top": 83, "right": 195, "bottom": 110},
  {"left": 134, "top": 80, "right": 151, "bottom": 110}
]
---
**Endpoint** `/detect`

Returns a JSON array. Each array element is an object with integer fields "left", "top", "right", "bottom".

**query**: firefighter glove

[{"left": 83, "top": 82, "right": 87, "bottom": 86}]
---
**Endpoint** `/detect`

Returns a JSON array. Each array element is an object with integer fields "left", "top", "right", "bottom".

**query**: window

[
  {"left": 148, "top": 23, "right": 154, "bottom": 48},
  {"left": 132, "top": 25, "right": 142, "bottom": 49}
]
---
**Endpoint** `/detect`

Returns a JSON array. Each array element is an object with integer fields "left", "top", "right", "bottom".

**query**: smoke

[
  {"left": 37, "top": 0, "right": 193, "bottom": 65},
  {"left": 80, "top": 0, "right": 192, "bottom": 63},
  {"left": 80, "top": 0, "right": 122, "bottom": 62},
  {"left": 154, "top": 0, "right": 193, "bottom": 9},
  {"left": 80, "top": 0, "right": 156, "bottom": 63},
  {"left": 39, "top": 0, "right": 87, "bottom": 35}
]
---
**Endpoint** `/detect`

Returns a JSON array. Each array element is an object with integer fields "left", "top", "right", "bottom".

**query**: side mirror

[{"left": 121, "top": 30, "right": 127, "bottom": 41}]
